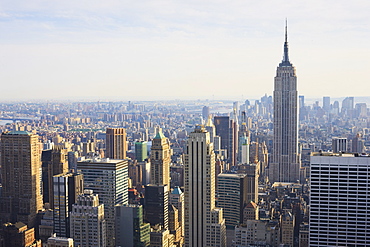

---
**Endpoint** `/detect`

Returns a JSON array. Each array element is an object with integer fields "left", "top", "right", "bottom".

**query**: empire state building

[{"left": 269, "top": 22, "right": 300, "bottom": 183}]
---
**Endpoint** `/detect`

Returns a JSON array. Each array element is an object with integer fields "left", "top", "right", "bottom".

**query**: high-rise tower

[
  {"left": 184, "top": 126, "right": 226, "bottom": 247},
  {"left": 77, "top": 158, "right": 128, "bottom": 247},
  {"left": 70, "top": 190, "right": 106, "bottom": 247},
  {"left": 53, "top": 172, "right": 84, "bottom": 237},
  {"left": 41, "top": 147, "right": 69, "bottom": 208},
  {"left": 150, "top": 131, "right": 170, "bottom": 186},
  {"left": 269, "top": 22, "right": 300, "bottom": 183},
  {"left": 217, "top": 173, "right": 248, "bottom": 228},
  {"left": 310, "top": 153, "right": 370, "bottom": 246},
  {"left": 106, "top": 128, "right": 127, "bottom": 159},
  {"left": 145, "top": 130, "right": 171, "bottom": 230},
  {"left": 214, "top": 116, "right": 238, "bottom": 166},
  {"left": 0, "top": 131, "right": 43, "bottom": 228}
]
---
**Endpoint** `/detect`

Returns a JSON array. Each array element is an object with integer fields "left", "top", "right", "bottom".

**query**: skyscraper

[
  {"left": 270, "top": 22, "right": 300, "bottom": 183},
  {"left": 145, "top": 130, "right": 171, "bottom": 232},
  {"left": 77, "top": 158, "right": 128, "bottom": 247},
  {"left": 214, "top": 116, "right": 229, "bottom": 152},
  {"left": 52, "top": 173, "right": 84, "bottom": 237},
  {"left": 70, "top": 190, "right": 106, "bottom": 247},
  {"left": 217, "top": 173, "right": 248, "bottom": 228},
  {"left": 41, "top": 147, "right": 69, "bottom": 208},
  {"left": 150, "top": 131, "right": 171, "bottom": 186},
  {"left": 0, "top": 131, "right": 43, "bottom": 228},
  {"left": 106, "top": 127, "right": 127, "bottom": 159},
  {"left": 332, "top": 137, "right": 348, "bottom": 153},
  {"left": 237, "top": 163, "right": 259, "bottom": 203},
  {"left": 310, "top": 153, "right": 370, "bottom": 246},
  {"left": 238, "top": 123, "right": 250, "bottom": 164},
  {"left": 115, "top": 204, "right": 150, "bottom": 247},
  {"left": 135, "top": 141, "right": 148, "bottom": 162},
  {"left": 184, "top": 126, "right": 226, "bottom": 247},
  {"left": 352, "top": 134, "right": 365, "bottom": 153},
  {"left": 214, "top": 116, "right": 238, "bottom": 166},
  {"left": 202, "top": 106, "right": 210, "bottom": 121},
  {"left": 144, "top": 184, "right": 169, "bottom": 229},
  {"left": 341, "top": 96, "right": 354, "bottom": 116},
  {"left": 322, "top": 96, "right": 330, "bottom": 112}
]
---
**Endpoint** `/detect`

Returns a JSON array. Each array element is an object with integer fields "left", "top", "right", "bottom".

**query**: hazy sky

[{"left": 1, "top": 1, "right": 369, "bottom": 101}]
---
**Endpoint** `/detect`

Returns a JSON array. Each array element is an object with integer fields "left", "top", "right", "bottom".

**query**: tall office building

[
  {"left": 355, "top": 103, "right": 367, "bottom": 118},
  {"left": 310, "top": 153, "right": 370, "bottom": 246},
  {"left": 41, "top": 147, "right": 69, "bottom": 207},
  {"left": 135, "top": 141, "right": 148, "bottom": 162},
  {"left": 205, "top": 116, "right": 216, "bottom": 142},
  {"left": 270, "top": 22, "right": 300, "bottom": 183},
  {"left": 150, "top": 131, "right": 171, "bottom": 186},
  {"left": 341, "top": 96, "right": 354, "bottom": 114},
  {"left": 352, "top": 134, "right": 365, "bottom": 153},
  {"left": 238, "top": 123, "right": 250, "bottom": 164},
  {"left": 332, "top": 137, "right": 348, "bottom": 153},
  {"left": 217, "top": 173, "right": 248, "bottom": 228},
  {"left": 169, "top": 187, "right": 185, "bottom": 238},
  {"left": 144, "top": 184, "right": 169, "bottom": 229},
  {"left": 70, "top": 190, "right": 106, "bottom": 247},
  {"left": 52, "top": 173, "right": 84, "bottom": 237},
  {"left": 116, "top": 204, "right": 150, "bottom": 247},
  {"left": 214, "top": 116, "right": 238, "bottom": 166},
  {"left": 230, "top": 119, "right": 238, "bottom": 166},
  {"left": 237, "top": 163, "right": 259, "bottom": 203},
  {"left": 202, "top": 106, "right": 210, "bottom": 121},
  {"left": 232, "top": 102, "right": 239, "bottom": 123},
  {"left": 106, "top": 128, "right": 127, "bottom": 159},
  {"left": 322, "top": 96, "right": 330, "bottom": 112},
  {"left": 214, "top": 116, "right": 230, "bottom": 153},
  {"left": 77, "top": 158, "right": 128, "bottom": 247},
  {"left": 184, "top": 126, "right": 226, "bottom": 247},
  {"left": 0, "top": 131, "right": 43, "bottom": 228}
]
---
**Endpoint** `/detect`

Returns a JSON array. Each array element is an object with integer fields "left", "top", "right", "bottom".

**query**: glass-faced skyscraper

[{"left": 270, "top": 23, "right": 300, "bottom": 183}]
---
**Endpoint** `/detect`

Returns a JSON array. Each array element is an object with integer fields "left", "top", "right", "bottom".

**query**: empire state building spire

[
  {"left": 280, "top": 19, "right": 292, "bottom": 66},
  {"left": 270, "top": 21, "right": 300, "bottom": 183}
]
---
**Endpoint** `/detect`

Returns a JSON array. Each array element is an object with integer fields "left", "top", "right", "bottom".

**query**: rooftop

[
  {"left": 2, "top": 130, "right": 32, "bottom": 135},
  {"left": 154, "top": 131, "right": 166, "bottom": 139}
]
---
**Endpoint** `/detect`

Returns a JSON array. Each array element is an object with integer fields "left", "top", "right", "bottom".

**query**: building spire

[
  {"left": 281, "top": 19, "right": 291, "bottom": 66},
  {"left": 285, "top": 19, "right": 288, "bottom": 43}
]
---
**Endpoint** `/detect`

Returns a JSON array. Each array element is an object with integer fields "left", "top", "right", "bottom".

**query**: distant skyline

[{"left": 1, "top": 1, "right": 369, "bottom": 100}]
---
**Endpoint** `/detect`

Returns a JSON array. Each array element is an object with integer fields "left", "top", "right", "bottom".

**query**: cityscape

[
  {"left": 0, "top": 24, "right": 370, "bottom": 246},
  {"left": 1, "top": 2, "right": 370, "bottom": 247}
]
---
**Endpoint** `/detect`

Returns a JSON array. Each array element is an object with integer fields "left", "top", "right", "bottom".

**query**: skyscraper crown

[{"left": 279, "top": 19, "right": 292, "bottom": 67}]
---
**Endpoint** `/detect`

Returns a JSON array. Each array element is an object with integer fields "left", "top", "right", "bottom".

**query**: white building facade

[
  {"left": 310, "top": 153, "right": 370, "bottom": 246},
  {"left": 184, "top": 126, "right": 226, "bottom": 247}
]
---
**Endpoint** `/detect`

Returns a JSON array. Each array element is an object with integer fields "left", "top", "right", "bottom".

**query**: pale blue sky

[{"left": 0, "top": 1, "right": 369, "bottom": 101}]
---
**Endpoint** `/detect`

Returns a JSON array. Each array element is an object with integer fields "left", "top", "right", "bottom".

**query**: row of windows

[{"left": 312, "top": 167, "right": 370, "bottom": 171}]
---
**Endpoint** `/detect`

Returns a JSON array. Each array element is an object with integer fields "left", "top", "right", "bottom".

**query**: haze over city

[
  {"left": 0, "top": 0, "right": 369, "bottom": 101},
  {"left": 1, "top": 1, "right": 370, "bottom": 244}
]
